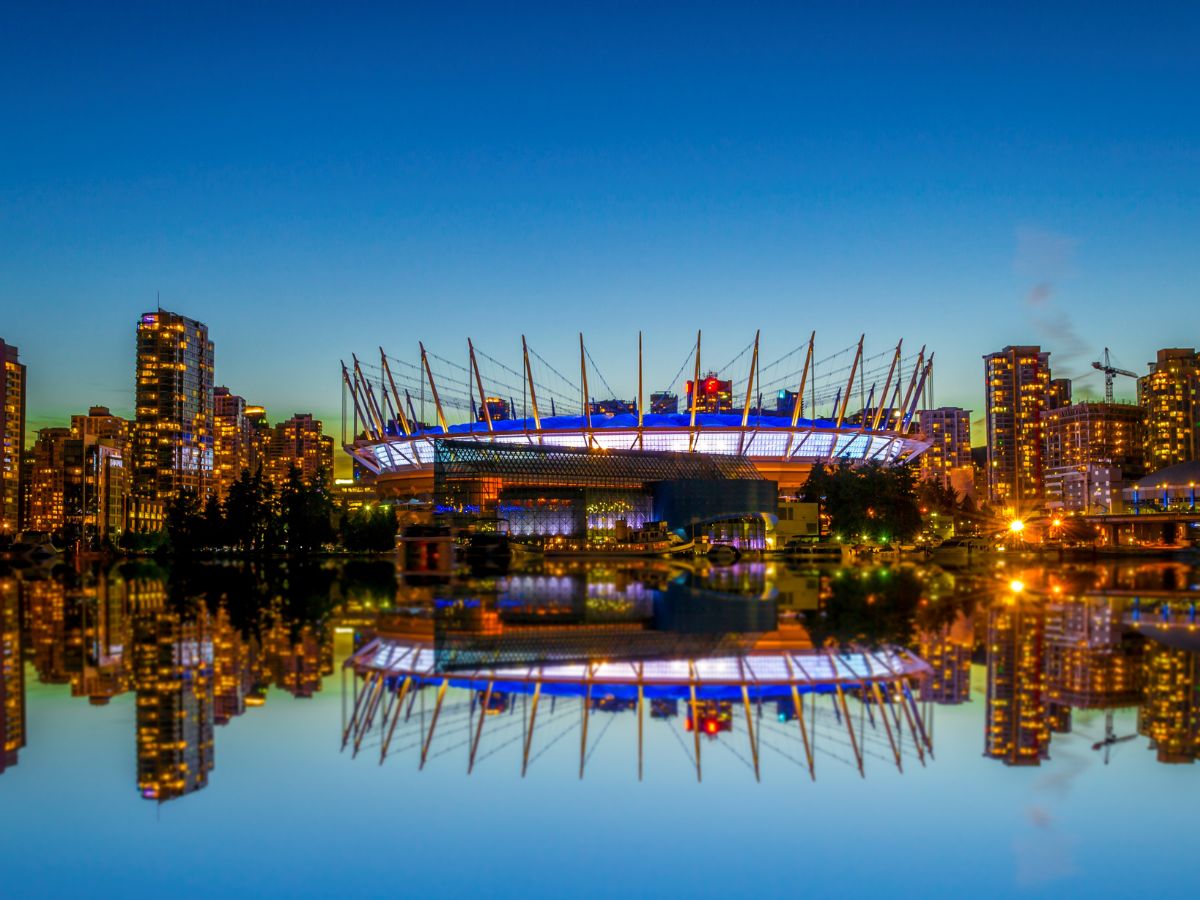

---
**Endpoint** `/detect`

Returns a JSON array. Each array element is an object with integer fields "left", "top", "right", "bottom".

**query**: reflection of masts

[{"left": 345, "top": 641, "right": 935, "bottom": 781}]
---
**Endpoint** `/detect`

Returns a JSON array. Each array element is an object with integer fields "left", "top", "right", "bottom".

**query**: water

[{"left": 1, "top": 556, "right": 1197, "bottom": 898}]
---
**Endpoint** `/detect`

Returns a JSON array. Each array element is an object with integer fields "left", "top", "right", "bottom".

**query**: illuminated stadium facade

[{"left": 341, "top": 331, "right": 934, "bottom": 495}]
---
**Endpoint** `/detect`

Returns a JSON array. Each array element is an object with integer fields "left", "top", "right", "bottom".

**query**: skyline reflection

[{"left": 1, "top": 558, "right": 1199, "bottom": 799}]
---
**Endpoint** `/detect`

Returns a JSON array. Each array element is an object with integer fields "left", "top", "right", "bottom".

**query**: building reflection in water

[
  {"left": 4, "top": 557, "right": 1200, "bottom": 791},
  {"left": 1, "top": 575, "right": 25, "bottom": 773},
  {"left": 980, "top": 562, "right": 1200, "bottom": 767},
  {"left": 0, "top": 562, "right": 341, "bottom": 797}
]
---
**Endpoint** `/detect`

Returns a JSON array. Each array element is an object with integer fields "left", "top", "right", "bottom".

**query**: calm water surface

[{"left": 1, "top": 556, "right": 1197, "bottom": 899}]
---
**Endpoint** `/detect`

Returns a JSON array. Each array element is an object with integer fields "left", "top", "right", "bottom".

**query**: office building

[
  {"left": 1139, "top": 348, "right": 1200, "bottom": 470},
  {"left": 133, "top": 310, "right": 215, "bottom": 500},
  {"left": 983, "top": 346, "right": 1054, "bottom": 510}
]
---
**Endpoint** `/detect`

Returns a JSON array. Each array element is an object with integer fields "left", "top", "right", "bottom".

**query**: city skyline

[{"left": 4, "top": 4, "right": 1198, "bottom": 442}]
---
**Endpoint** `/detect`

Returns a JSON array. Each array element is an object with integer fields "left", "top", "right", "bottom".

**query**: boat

[{"left": 929, "top": 536, "right": 993, "bottom": 564}]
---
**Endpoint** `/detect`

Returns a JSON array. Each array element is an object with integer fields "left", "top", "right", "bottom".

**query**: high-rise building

[
  {"left": 27, "top": 427, "right": 71, "bottom": 533},
  {"left": 0, "top": 576, "right": 25, "bottom": 774},
  {"left": 1139, "top": 348, "right": 1200, "bottom": 471},
  {"left": 917, "top": 407, "right": 973, "bottom": 496},
  {"left": 25, "top": 411, "right": 129, "bottom": 542},
  {"left": 133, "top": 607, "right": 215, "bottom": 801},
  {"left": 984, "top": 601, "right": 1050, "bottom": 765},
  {"left": 0, "top": 339, "right": 26, "bottom": 536},
  {"left": 1043, "top": 402, "right": 1146, "bottom": 478},
  {"left": 685, "top": 374, "right": 733, "bottom": 414},
  {"left": 1043, "top": 401, "right": 1146, "bottom": 513},
  {"left": 1046, "top": 377, "right": 1073, "bottom": 411},
  {"left": 265, "top": 413, "right": 334, "bottom": 489},
  {"left": 244, "top": 404, "right": 271, "bottom": 475},
  {"left": 478, "top": 396, "right": 511, "bottom": 422},
  {"left": 649, "top": 392, "right": 679, "bottom": 415},
  {"left": 213, "top": 387, "right": 252, "bottom": 499},
  {"left": 983, "top": 346, "right": 1054, "bottom": 510},
  {"left": 133, "top": 310, "right": 215, "bottom": 500},
  {"left": 71, "top": 406, "right": 131, "bottom": 542}
]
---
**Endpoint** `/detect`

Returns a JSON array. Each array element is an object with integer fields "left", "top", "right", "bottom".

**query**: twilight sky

[{"left": 2, "top": 2, "right": 1198, "bottom": 449}]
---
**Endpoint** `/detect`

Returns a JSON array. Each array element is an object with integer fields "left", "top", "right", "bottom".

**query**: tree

[
  {"left": 165, "top": 490, "right": 204, "bottom": 557},
  {"left": 225, "top": 468, "right": 276, "bottom": 553},
  {"left": 339, "top": 504, "right": 398, "bottom": 552},
  {"left": 801, "top": 462, "right": 923, "bottom": 544},
  {"left": 202, "top": 493, "right": 225, "bottom": 549},
  {"left": 280, "top": 466, "right": 335, "bottom": 554}
]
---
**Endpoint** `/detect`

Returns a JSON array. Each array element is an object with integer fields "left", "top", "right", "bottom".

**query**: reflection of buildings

[
  {"left": 919, "top": 613, "right": 974, "bottom": 704},
  {"left": 75, "top": 573, "right": 133, "bottom": 703},
  {"left": 133, "top": 608, "right": 215, "bottom": 801},
  {"left": 984, "top": 602, "right": 1050, "bottom": 765},
  {"left": 1138, "top": 644, "right": 1199, "bottom": 764},
  {"left": 212, "top": 608, "right": 253, "bottom": 724},
  {"left": 25, "top": 578, "right": 69, "bottom": 685},
  {"left": 1045, "top": 598, "right": 1143, "bottom": 709},
  {"left": 264, "top": 620, "right": 332, "bottom": 699},
  {"left": 1, "top": 577, "right": 25, "bottom": 773}
]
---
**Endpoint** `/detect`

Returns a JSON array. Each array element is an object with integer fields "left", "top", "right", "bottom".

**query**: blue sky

[{"left": 2, "top": 2, "right": 1198, "bottom": 444}]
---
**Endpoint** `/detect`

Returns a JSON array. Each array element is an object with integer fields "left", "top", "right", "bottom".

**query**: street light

[{"left": 1008, "top": 518, "right": 1025, "bottom": 534}]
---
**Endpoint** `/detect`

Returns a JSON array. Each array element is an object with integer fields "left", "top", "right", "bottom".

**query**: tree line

[{"left": 161, "top": 467, "right": 398, "bottom": 556}]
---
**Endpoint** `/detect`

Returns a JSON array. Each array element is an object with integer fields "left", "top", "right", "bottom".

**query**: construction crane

[{"left": 1091, "top": 347, "right": 1138, "bottom": 403}]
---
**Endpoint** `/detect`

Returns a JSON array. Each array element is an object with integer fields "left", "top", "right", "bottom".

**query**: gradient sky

[{"left": 3, "top": 2, "right": 1198, "bottom": 450}]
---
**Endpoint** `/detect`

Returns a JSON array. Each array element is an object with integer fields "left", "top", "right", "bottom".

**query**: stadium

[{"left": 341, "top": 330, "right": 934, "bottom": 498}]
